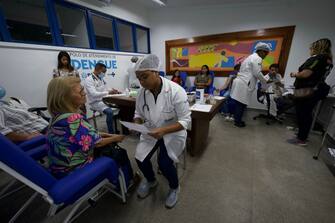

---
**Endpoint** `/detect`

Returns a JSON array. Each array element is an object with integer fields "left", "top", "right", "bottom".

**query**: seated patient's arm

[
  {"left": 95, "top": 134, "right": 125, "bottom": 148},
  {"left": 6, "top": 131, "right": 42, "bottom": 142}
]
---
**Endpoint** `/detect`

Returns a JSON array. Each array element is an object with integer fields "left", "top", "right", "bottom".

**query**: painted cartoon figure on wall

[{"left": 170, "top": 38, "right": 281, "bottom": 73}]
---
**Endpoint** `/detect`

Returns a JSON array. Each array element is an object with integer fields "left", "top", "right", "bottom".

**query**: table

[
  {"left": 103, "top": 96, "right": 224, "bottom": 156},
  {"left": 189, "top": 100, "right": 224, "bottom": 155},
  {"left": 103, "top": 96, "right": 136, "bottom": 135}
]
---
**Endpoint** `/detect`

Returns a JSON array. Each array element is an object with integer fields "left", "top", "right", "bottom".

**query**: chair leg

[
  {"left": 183, "top": 149, "right": 187, "bottom": 171},
  {"left": 118, "top": 170, "right": 127, "bottom": 203},
  {"left": 313, "top": 129, "right": 329, "bottom": 160},
  {"left": 62, "top": 180, "right": 109, "bottom": 223},
  {"left": 92, "top": 113, "right": 98, "bottom": 130},
  {"left": 63, "top": 198, "right": 86, "bottom": 223},
  {"left": 0, "top": 179, "right": 26, "bottom": 200},
  {"left": 114, "top": 115, "right": 120, "bottom": 134},
  {"left": 9, "top": 192, "right": 38, "bottom": 223}
]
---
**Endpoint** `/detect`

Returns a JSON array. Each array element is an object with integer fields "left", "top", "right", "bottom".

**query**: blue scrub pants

[
  {"left": 136, "top": 139, "right": 179, "bottom": 189},
  {"left": 103, "top": 107, "right": 114, "bottom": 134}
]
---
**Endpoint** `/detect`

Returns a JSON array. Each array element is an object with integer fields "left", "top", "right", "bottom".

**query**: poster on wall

[
  {"left": 67, "top": 51, "right": 143, "bottom": 90},
  {"left": 170, "top": 38, "right": 283, "bottom": 72},
  {"left": 166, "top": 26, "right": 295, "bottom": 76},
  {"left": 68, "top": 51, "right": 118, "bottom": 79}
]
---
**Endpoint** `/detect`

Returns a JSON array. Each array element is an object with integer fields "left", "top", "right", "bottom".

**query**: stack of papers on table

[
  {"left": 214, "top": 96, "right": 225, "bottom": 100},
  {"left": 190, "top": 104, "right": 213, "bottom": 112},
  {"left": 104, "top": 93, "right": 126, "bottom": 97}
]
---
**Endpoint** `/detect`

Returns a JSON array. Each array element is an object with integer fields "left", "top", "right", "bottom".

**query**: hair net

[
  {"left": 135, "top": 54, "right": 160, "bottom": 72},
  {"left": 255, "top": 42, "right": 272, "bottom": 52},
  {"left": 0, "top": 85, "right": 6, "bottom": 99}
]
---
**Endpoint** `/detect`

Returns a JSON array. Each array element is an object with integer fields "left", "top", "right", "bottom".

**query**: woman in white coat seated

[
  {"left": 230, "top": 42, "right": 272, "bottom": 127},
  {"left": 133, "top": 54, "right": 191, "bottom": 209}
]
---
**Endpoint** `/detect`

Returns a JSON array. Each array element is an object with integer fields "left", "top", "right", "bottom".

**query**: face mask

[
  {"left": 0, "top": 86, "right": 6, "bottom": 99},
  {"left": 98, "top": 73, "right": 105, "bottom": 80}
]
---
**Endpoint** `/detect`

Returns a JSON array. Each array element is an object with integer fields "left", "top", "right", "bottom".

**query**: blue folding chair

[
  {"left": 0, "top": 134, "right": 127, "bottom": 223},
  {"left": 179, "top": 71, "right": 188, "bottom": 91},
  {"left": 207, "top": 71, "right": 216, "bottom": 94},
  {"left": 159, "top": 71, "right": 165, "bottom": 77}
]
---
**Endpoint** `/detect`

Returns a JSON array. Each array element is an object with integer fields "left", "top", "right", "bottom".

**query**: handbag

[
  {"left": 293, "top": 87, "right": 315, "bottom": 98},
  {"left": 94, "top": 143, "right": 129, "bottom": 166},
  {"left": 315, "top": 81, "right": 330, "bottom": 100}
]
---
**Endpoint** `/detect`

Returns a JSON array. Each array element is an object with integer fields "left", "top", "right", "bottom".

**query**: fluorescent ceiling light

[{"left": 152, "top": 0, "right": 167, "bottom": 6}]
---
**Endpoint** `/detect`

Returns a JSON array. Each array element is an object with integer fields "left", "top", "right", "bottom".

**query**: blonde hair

[
  {"left": 47, "top": 76, "right": 81, "bottom": 116},
  {"left": 310, "top": 38, "right": 332, "bottom": 58}
]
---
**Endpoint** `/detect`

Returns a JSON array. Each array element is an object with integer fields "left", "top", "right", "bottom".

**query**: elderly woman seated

[{"left": 46, "top": 76, "right": 134, "bottom": 185}]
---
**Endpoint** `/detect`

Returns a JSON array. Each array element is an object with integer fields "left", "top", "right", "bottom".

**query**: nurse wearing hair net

[
  {"left": 127, "top": 56, "right": 141, "bottom": 89},
  {"left": 230, "top": 42, "right": 272, "bottom": 127},
  {"left": 133, "top": 54, "right": 191, "bottom": 208}
]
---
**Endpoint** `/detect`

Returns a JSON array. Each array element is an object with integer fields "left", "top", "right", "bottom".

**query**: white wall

[
  {"left": 0, "top": 0, "right": 150, "bottom": 107},
  {"left": 0, "top": 43, "right": 145, "bottom": 107},
  {"left": 68, "top": 0, "right": 150, "bottom": 27},
  {"left": 149, "top": 0, "right": 335, "bottom": 109}
]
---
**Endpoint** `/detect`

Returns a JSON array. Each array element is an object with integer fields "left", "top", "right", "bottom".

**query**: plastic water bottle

[
  {"left": 195, "top": 88, "right": 204, "bottom": 104},
  {"left": 125, "top": 88, "right": 130, "bottom": 97}
]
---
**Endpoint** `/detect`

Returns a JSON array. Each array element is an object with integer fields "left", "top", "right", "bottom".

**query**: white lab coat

[
  {"left": 134, "top": 77, "right": 191, "bottom": 162},
  {"left": 84, "top": 74, "right": 109, "bottom": 112},
  {"left": 261, "top": 73, "right": 284, "bottom": 97},
  {"left": 127, "top": 64, "right": 141, "bottom": 89},
  {"left": 230, "top": 53, "right": 267, "bottom": 105},
  {"left": 261, "top": 73, "right": 285, "bottom": 116}
]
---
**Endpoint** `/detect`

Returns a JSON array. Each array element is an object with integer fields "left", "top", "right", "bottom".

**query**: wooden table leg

[{"left": 189, "top": 118, "right": 210, "bottom": 156}]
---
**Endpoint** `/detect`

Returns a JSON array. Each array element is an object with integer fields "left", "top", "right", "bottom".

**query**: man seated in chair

[
  {"left": 85, "top": 63, "right": 120, "bottom": 134},
  {"left": 0, "top": 96, "right": 48, "bottom": 142},
  {"left": 261, "top": 64, "right": 285, "bottom": 117}
]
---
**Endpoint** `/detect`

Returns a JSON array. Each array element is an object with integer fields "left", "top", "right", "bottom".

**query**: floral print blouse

[{"left": 47, "top": 113, "right": 101, "bottom": 178}]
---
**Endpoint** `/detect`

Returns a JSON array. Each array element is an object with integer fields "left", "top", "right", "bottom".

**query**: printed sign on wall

[{"left": 68, "top": 51, "right": 118, "bottom": 79}]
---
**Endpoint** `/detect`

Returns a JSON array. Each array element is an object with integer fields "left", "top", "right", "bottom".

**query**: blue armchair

[{"left": 0, "top": 133, "right": 127, "bottom": 223}]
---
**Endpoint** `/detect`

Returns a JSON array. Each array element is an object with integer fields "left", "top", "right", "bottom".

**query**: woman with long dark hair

[
  {"left": 194, "top": 65, "right": 212, "bottom": 91},
  {"left": 52, "top": 51, "right": 80, "bottom": 78}
]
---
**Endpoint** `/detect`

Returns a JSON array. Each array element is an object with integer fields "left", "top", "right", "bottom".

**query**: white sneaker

[
  {"left": 137, "top": 179, "right": 158, "bottom": 199},
  {"left": 165, "top": 186, "right": 180, "bottom": 209},
  {"left": 224, "top": 116, "right": 230, "bottom": 121},
  {"left": 228, "top": 116, "right": 234, "bottom": 121}
]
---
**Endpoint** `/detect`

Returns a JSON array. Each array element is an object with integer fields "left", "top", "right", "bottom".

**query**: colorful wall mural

[{"left": 170, "top": 38, "right": 283, "bottom": 72}]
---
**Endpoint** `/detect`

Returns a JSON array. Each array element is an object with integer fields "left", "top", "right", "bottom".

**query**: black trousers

[
  {"left": 295, "top": 96, "right": 319, "bottom": 141},
  {"left": 232, "top": 98, "right": 247, "bottom": 124}
]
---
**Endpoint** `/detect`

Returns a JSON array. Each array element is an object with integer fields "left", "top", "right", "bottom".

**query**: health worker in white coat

[
  {"left": 230, "top": 42, "right": 272, "bottom": 127},
  {"left": 127, "top": 56, "right": 141, "bottom": 89},
  {"left": 85, "top": 62, "right": 119, "bottom": 133},
  {"left": 133, "top": 54, "right": 191, "bottom": 209}
]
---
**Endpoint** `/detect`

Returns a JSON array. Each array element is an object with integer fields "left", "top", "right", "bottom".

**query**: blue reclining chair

[
  {"left": 0, "top": 134, "right": 127, "bottom": 223},
  {"left": 0, "top": 135, "right": 48, "bottom": 200}
]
